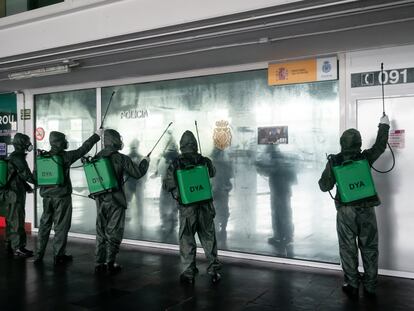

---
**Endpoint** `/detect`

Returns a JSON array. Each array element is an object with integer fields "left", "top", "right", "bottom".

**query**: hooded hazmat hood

[
  {"left": 340, "top": 128, "right": 362, "bottom": 155},
  {"left": 179, "top": 130, "right": 198, "bottom": 154}
]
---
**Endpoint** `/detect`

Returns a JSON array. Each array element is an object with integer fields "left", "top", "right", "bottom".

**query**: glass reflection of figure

[
  {"left": 152, "top": 132, "right": 179, "bottom": 242},
  {"left": 210, "top": 147, "right": 234, "bottom": 242},
  {"left": 255, "top": 145, "right": 296, "bottom": 250},
  {"left": 125, "top": 139, "right": 146, "bottom": 230}
]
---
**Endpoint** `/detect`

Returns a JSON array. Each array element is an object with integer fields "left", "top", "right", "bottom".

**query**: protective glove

[
  {"left": 143, "top": 156, "right": 151, "bottom": 164},
  {"left": 95, "top": 128, "right": 104, "bottom": 137},
  {"left": 380, "top": 114, "right": 390, "bottom": 126}
]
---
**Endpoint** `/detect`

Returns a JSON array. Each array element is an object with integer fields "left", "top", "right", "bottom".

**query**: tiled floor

[{"left": 1, "top": 231, "right": 413, "bottom": 311}]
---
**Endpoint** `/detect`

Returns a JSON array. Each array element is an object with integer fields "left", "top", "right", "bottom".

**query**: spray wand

[
  {"left": 381, "top": 63, "right": 386, "bottom": 117},
  {"left": 100, "top": 91, "right": 116, "bottom": 130},
  {"left": 121, "top": 122, "right": 173, "bottom": 185},
  {"left": 146, "top": 122, "right": 173, "bottom": 157},
  {"left": 195, "top": 121, "right": 202, "bottom": 155}
]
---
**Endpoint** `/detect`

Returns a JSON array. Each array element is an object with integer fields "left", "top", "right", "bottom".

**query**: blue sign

[{"left": 0, "top": 143, "right": 6, "bottom": 156}]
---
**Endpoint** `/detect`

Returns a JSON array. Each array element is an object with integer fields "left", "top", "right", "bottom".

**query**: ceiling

[{"left": 1, "top": 0, "right": 414, "bottom": 93}]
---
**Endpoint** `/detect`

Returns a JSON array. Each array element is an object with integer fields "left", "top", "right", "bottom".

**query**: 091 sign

[
  {"left": 377, "top": 69, "right": 407, "bottom": 84},
  {"left": 351, "top": 67, "right": 414, "bottom": 88}
]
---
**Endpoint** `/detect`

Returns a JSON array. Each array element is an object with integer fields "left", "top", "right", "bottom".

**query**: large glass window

[
  {"left": 101, "top": 69, "right": 340, "bottom": 263},
  {"left": 35, "top": 89, "right": 97, "bottom": 231},
  {"left": 34, "top": 70, "right": 340, "bottom": 263}
]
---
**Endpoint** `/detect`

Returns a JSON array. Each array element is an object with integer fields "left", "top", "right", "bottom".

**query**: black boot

[
  {"left": 14, "top": 248, "right": 34, "bottom": 258},
  {"left": 342, "top": 283, "right": 359, "bottom": 298},
  {"left": 180, "top": 273, "right": 195, "bottom": 285},
  {"left": 21, "top": 248, "right": 34, "bottom": 255},
  {"left": 209, "top": 272, "right": 221, "bottom": 284},
  {"left": 107, "top": 262, "right": 122, "bottom": 274}
]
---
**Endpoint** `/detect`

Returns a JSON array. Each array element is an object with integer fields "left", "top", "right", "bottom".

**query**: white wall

[
  {"left": 347, "top": 44, "right": 414, "bottom": 274},
  {"left": 0, "top": 0, "right": 303, "bottom": 59},
  {"left": 346, "top": 44, "right": 414, "bottom": 128}
]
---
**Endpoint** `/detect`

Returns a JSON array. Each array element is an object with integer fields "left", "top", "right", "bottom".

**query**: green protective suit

[
  {"left": 5, "top": 133, "right": 35, "bottom": 251},
  {"left": 163, "top": 131, "right": 221, "bottom": 278},
  {"left": 318, "top": 123, "right": 390, "bottom": 292},
  {"left": 94, "top": 129, "right": 149, "bottom": 264},
  {"left": 36, "top": 131, "right": 100, "bottom": 258}
]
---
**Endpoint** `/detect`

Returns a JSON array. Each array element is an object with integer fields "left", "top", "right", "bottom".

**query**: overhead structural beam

[{"left": 0, "top": 0, "right": 407, "bottom": 69}]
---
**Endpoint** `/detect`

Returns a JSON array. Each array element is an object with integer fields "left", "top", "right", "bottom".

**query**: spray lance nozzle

[
  {"left": 194, "top": 121, "right": 202, "bottom": 155},
  {"left": 146, "top": 122, "right": 174, "bottom": 158},
  {"left": 380, "top": 62, "right": 386, "bottom": 117},
  {"left": 100, "top": 90, "right": 117, "bottom": 130}
]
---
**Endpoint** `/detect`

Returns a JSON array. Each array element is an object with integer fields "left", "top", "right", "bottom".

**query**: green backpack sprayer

[
  {"left": 36, "top": 151, "right": 64, "bottom": 186},
  {"left": 82, "top": 156, "right": 118, "bottom": 197},
  {"left": 331, "top": 158, "right": 377, "bottom": 203},
  {"left": 0, "top": 158, "right": 8, "bottom": 188},
  {"left": 83, "top": 123, "right": 173, "bottom": 197},
  {"left": 0, "top": 158, "right": 7, "bottom": 217},
  {"left": 328, "top": 63, "right": 395, "bottom": 204},
  {"left": 36, "top": 92, "right": 118, "bottom": 189},
  {"left": 175, "top": 121, "right": 213, "bottom": 206},
  {"left": 82, "top": 91, "right": 117, "bottom": 197}
]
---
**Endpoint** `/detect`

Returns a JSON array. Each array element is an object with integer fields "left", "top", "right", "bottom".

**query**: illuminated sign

[{"left": 268, "top": 57, "right": 338, "bottom": 86}]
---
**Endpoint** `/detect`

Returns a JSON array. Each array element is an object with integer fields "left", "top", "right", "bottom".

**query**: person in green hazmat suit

[
  {"left": 34, "top": 130, "right": 101, "bottom": 265},
  {"left": 4, "top": 133, "right": 36, "bottom": 257},
  {"left": 93, "top": 129, "right": 149, "bottom": 275},
  {"left": 163, "top": 130, "right": 221, "bottom": 284},
  {"left": 318, "top": 115, "right": 390, "bottom": 298}
]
